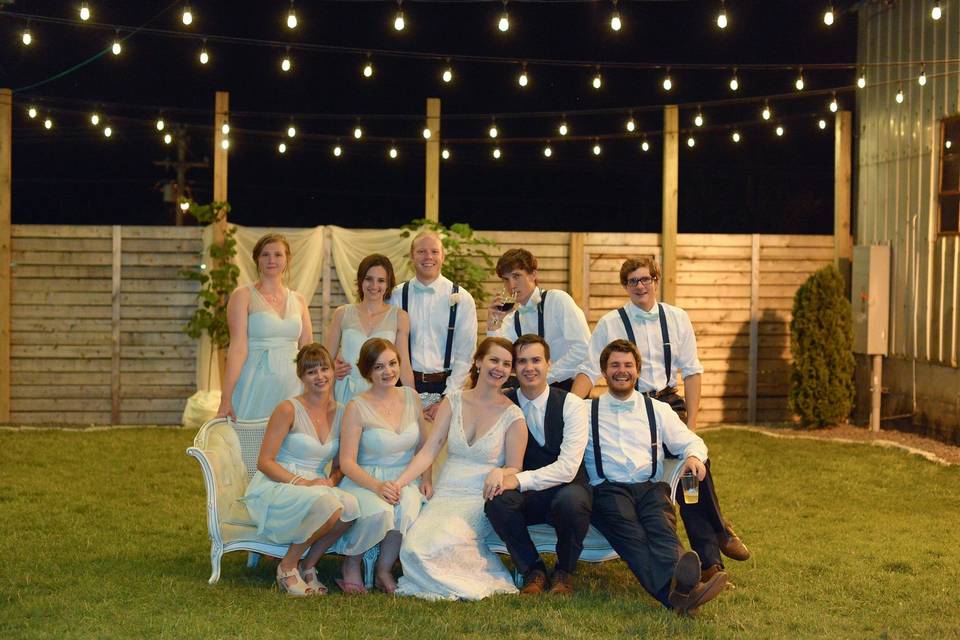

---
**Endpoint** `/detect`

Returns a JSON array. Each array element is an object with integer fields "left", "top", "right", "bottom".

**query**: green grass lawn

[{"left": 1, "top": 427, "right": 958, "bottom": 640}]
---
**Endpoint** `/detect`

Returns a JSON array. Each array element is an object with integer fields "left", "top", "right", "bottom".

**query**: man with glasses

[{"left": 572, "top": 257, "right": 749, "bottom": 583}]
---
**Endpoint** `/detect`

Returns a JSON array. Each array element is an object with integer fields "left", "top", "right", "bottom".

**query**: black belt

[
  {"left": 414, "top": 370, "right": 449, "bottom": 384},
  {"left": 643, "top": 387, "right": 678, "bottom": 400}
]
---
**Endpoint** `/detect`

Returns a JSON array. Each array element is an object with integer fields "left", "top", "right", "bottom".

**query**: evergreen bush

[{"left": 788, "top": 264, "right": 855, "bottom": 428}]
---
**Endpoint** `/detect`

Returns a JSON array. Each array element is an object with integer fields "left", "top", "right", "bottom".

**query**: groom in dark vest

[{"left": 485, "top": 334, "right": 591, "bottom": 595}]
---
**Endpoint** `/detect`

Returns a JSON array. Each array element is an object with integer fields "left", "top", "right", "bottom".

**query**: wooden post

[
  {"left": 747, "top": 234, "right": 760, "bottom": 424},
  {"left": 0, "top": 88, "right": 12, "bottom": 422},
  {"left": 569, "top": 233, "right": 587, "bottom": 311},
  {"left": 321, "top": 227, "right": 332, "bottom": 344},
  {"left": 212, "top": 91, "right": 230, "bottom": 382},
  {"left": 661, "top": 105, "right": 679, "bottom": 305},
  {"left": 424, "top": 98, "right": 441, "bottom": 222},
  {"left": 835, "top": 110, "right": 853, "bottom": 287},
  {"left": 111, "top": 225, "right": 122, "bottom": 424}
]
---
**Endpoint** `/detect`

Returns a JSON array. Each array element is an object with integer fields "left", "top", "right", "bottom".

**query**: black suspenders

[
  {"left": 402, "top": 280, "right": 460, "bottom": 372},
  {"left": 514, "top": 290, "right": 547, "bottom": 338},
  {"left": 616, "top": 303, "right": 671, "bottom": 390},
  {"left": 590, "top": 395, "right": 659, "bottom": 481}
]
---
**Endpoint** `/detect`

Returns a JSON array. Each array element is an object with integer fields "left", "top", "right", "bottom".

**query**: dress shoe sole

[
  {"left": 671, "top": 572, "right": 729, "bottom": 615},
  {"left": 673, "top": 551, "right": 702, "bottom": 593}
]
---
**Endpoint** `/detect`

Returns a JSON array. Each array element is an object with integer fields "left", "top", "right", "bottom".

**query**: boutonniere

[{"left": 449, "top": 292, "right": 461, "bottom": 306}]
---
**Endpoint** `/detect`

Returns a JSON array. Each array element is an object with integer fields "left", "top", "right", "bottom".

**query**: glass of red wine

[{"left": 495, "top": 289, "right": 518, "bottom": 313}]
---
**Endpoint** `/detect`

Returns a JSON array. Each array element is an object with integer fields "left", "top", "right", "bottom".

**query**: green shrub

[{"left": 788, "top": 265, "right": 855, "bottom": 427}]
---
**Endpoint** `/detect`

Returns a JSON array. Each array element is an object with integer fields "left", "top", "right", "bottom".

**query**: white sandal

[
  {"left": 299, "top": 563, "right": 328, "bottom": 595},
  {"left": 276, "top": 564, "right": 314, "bottom": 597}
]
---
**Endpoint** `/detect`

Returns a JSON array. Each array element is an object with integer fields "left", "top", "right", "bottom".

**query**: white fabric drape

[{"left": 184, "top": 223, "right": 414, "bottom": 428}]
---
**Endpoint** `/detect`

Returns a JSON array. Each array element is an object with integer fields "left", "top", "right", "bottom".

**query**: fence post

[
  {"left": 321, "top": 227, "right": 333, "bottom": 345},
  {"left": 111, "top": 226, "right": 122, "bottom": 424},
  {"left": 212, "top": 91, "right": 230, "bottom": 381},
  {"left": 661, "top": 105, "right": 679, "bottom": 304},
  {"left": 748, "top": 234, "right": 760, "bottom": 424},
  {"left": 425, "top": 97, "right": 441, "bottom": 222},
  {"left": 0, "top": 88, "right": 11, "bottom": 422},
  {"left": 834, "top": 110, "right": 853, "bottom": 287},
  {"left": 569, "top": 232, "right": 587, "bottom": 311}
]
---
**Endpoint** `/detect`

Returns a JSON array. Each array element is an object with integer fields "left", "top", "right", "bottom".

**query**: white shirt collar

[
  {"left": 518, "top": 385, "right": 549, "bottom": 411},
  {"left": 520, "top": 286, "right": 543, "bottom": 309},
  {"left": 603, "top": 389, "right": 639, "bottom": 405}
]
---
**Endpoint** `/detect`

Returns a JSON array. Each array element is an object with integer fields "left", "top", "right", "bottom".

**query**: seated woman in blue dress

[{"left": 242, "top": 344, "right": 361, "bottom": 597}]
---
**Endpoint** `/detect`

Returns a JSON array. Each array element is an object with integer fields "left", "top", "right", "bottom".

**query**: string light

[
  {"left": 489, "top": 121, "right": 499, "bottom": 138},
  {"left": 492, "top": 147, "right": 502, "bottom": 159},
  {"left": 156, "top": 117, "right": 165, "bottom": 131},
  {"left": 694, "top": 109, "right": 704, "bottom": 127},
  {"left": 558, "top": 121, "right": 569, "bottom": 136},
  {"left": 729, "top": 69, "right": 739, "bottom": 91},
  {"left": 918, "top": 64, "right": 927, "bottom": 86},
  {"left": 761, "top": 102, "right": 772, "bottom": 121},
  {"left": 818, "top": 118, "right": 828, "bottom": 130},
  {"left": 731, "top": 130, "right": 741, "bottom": 143},
  {"left": 362, "top": 59, "right": 374, "bottom": 78},
  {"left": 543, "top": 144, "right": 553, "bottom": 158},
  {"left": 640, "top": 139, "right": 650, "bottom": 152},
  {"left": 829, "top": 93, "right": 839, "bottom": 112},
  {"left": 422, "top": 127, "right": 432, "bottom": 139},
  {"left": 89, "top": 112, "right": 99, "bottom": 125},
  {"left": 441, "top": 148, "right": 450, "bottom": 160},
  {"left": 626, "top": 116, "right": 636, "bottom": 133},
  {"left": 27, "top": 106, "right": 37, "bottom": 119},
  {"left": 394, "top": 1, "right": 405, "bottom": 31},
  {"left": 686, "top": 136, "right": 695, "bottom": 148},
  {"left": 823, "top": 4, "right": 835, "bottom": 26},
  {"left": 111, "top": 32, "right": 122, "bottom": 56},
  {"left": 221, "top": 122, "right": 230, "bottom": 135},
  {"left": 592, "top": 68, "right": 603, "bottom": 90},
  {"left": 221, "top": 138, "right": 230, "bottom": 150},
  {"left": 932, "top": 3, "right": 942, "bottom": 20},
  {"left": 662, "top": 70, "right": 673, "bottom": 92},
  {"left": 946, "top": 140, "right": 953, "bottom": 150},
  {"left": 442, "top": 62, "right": 453, "bottom": 83},
  {"left": 104, "top": 126, "right": 113, "bottom": 138},
  {"left": 610, "top": 1, "right": 622, "bottom": 32},
  {"left": 21, "top": 28, "right": 32, "bottom": 46},
  {"left": 592, "top": 141, "right": 602, "bottom": 156},
  {"left": 333, "top": 144, "right": 343, "bottom": 157},
  {"left": 795, "top": 68, "right": 805, "bottom": 91},
  {"left": 281, "top": 48, "right": 292, "bottom": 73},
  {"left": 163, "top": 132, "right": 173, "bottom": 144},
  {"left": 775, "top": 125, "right": 785, "bottom": 137},
  {"left": 895, "top": 87, "right": 904, "bottom": 104},
  {"left": 716, "top": 1, "right": 728, "bottom": 29},
  {"left": 287, "top": 124, "right": 297, "bottom": 138},
  {"left": 518, "top": 64, "right": 529, "bottom": 87},
  {"left": 181, "top": 4, "right": 193, "bottom": 26},
  {"left": 199, "top": 40, "right": 210, "bottom": 65},
  {"left": 43, "top": 116, "right": 53, "bottom": 130},
  {"left": 278, "top": 142, "right": 287, "bottom": 154},
  {"left": 181, "top": 202, "right": 192, "bottom": 213},
  {"left": 498, "top": 1, "right": 510, "bottom": 32},
  {"left": 286, "top": 1, "right": 298, "bottom": 29},
  {"left": 389, "top": 146, "right": 399, "bottom": 159},
  {"left": 857, "top": 69, "right": 866, "bottom": 89},
  {"left": 80, "top": 3, "right": 91, "bottom": 21},
  {"left": 353, "top": 125, "right": 363, "bottom": 140}
]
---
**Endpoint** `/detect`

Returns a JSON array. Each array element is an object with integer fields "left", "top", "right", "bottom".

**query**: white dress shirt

[
  {"left": 391, "top": 275, "right": 478, "bottom": 395},
  {"left": 513, "top": 387, "right": 588, "bottom": 492},
  {"left": 488, "top": 287, "right": 591, "bottom": 384},
  {"left": 583, "top": 391, "right": 708, "bottom": 486},
  {"left": 578, "top": 301, "right": 703, "bottom": 392}
]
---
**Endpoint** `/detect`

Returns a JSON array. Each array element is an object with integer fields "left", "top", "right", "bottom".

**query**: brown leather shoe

[
  {"left": 520, "top": 569, "right": 547, "bottom": 595},
  {"left": 547, "top": 570, "right": 574, "bottom": 596},
  {"left": 669, "top": 571, "right": 729, "bottom": 615},
  {"left": 700, "top": 564, "right": 722, "bottom": 583},
  {"left": 720, "top": 526, "right": 751, "bottom": 561}
]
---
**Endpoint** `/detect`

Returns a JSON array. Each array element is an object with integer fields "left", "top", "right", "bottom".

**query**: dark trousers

[
  {"left": 413, "top": 378, "right": 446, "bottom": 396},
  {"left": 657, "top": 390, "right": 728, "bottom": 570},
  {"left": 484, "top": 482, "right": 592, "bottom": 575},
  {"left": 591, "top": 480, "right": 683, "bottom": 607}
]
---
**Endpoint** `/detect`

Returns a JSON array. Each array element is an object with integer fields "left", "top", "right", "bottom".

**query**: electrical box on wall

[{"left": 851, "top": 245, "right": 890, "bottom": 355}]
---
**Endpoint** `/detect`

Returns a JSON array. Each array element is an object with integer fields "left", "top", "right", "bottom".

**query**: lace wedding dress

[{"left": 395, "top": 391, "right": 523, "bottom": 600}]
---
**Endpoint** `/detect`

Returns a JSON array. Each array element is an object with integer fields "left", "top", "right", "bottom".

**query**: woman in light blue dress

[
  {"left": 336, "top": 338, "right": 432, "bottom": 594},
  {"left": 243, "top": 344, "right": 361, "bottom": 597},
  {"left": 325, "top": 254, "right": 414, "bottom": 407},
  {"left": 217, "top": 234, "right": 313, "bottom": 421}
]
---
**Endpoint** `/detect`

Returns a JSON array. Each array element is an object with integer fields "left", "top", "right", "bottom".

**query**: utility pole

[{"left": 153, "top": 125, "right": 208, "bottom": 225}]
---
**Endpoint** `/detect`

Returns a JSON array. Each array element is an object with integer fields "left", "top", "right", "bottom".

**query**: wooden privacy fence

[{"left": 5, "top": 225, "right": 832, "bottom": 425}]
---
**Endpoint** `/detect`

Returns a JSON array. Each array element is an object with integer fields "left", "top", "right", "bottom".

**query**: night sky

[{"left": 2, "top": 1, "right": 857, "bottom": 233}]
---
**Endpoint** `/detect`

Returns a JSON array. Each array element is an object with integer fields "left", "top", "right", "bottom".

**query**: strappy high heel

[
  {"left": 299, "top": 563, "right": 328, "bottom": 595},
  {"left": 276, "top": 564, "right": 314, "bottom": 597}
]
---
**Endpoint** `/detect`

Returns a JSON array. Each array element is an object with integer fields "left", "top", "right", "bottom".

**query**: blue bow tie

[
  {"left": 631, "top": 306, "right": 659, "bottom": 322},
  {"left": 518, "top": 304, "right": 537, "bottom": 315},
  {"left": 609, "top": 398, "right": 635, "bottom": 413},
  {"left": 412, "top": 281, "right": 436, "bottom": 294}
]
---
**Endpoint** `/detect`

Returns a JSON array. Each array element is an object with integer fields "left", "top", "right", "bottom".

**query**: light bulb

[
  {"left": 80, "top": 3, "right": 91, "bottom": 21},
  {"left": 21, "top": 30, "right": 32, "bottom": 46},
  {"left": 164, "top": 132, "right": 173, "bottom": 144},
  {"left": 518, "top": 70, "right": 528, "bottom": 87},
  {"left": 389, "top": 147, "right": 399, "bottom": 159},
  {"left": 287, "top": 125, "right": 296, "bottom": 138},
  {"left": 717, "top": 8, "right": 728, "bottom": 29},
  {"left": 287, "top": 9, "right": 298, "bottom": 29},
  {"left": 27, "top": 107, "right": 37, "bottom": 119},
  {"left": 641, "top": 140, "right": 650, "bottom": 152},
  {"left": 795, "top": 74, "right": 805, "bottom": 91},
  {"left": 829, "top": 97, "right": 839, "bottom": 112},
  {"left": 441, "top": 148, "right": 450, "bottom": 160},
  {"left": 156, "top": 118, "right": 165, "bottom": 131},
  {"left": 543, "top": 145, "right": 552, "bottom": 158},
  {"left": 278, "top": 142, "right": 287, "bottom": 154},
  {"left": 89, "top": 113, "right": 99, "bottom": 125},
  {"left": 221, "top": 138, "right": 230, "bottom": 150},
  {"left": 394, "top": 11, "right": 405, "bottom": 31},
  {"left": 919, "top": 69, "right": 927, "bottom": 86},
  {"left": 895, "top": 88, "right": 904, "bottom": 104},
  {"left": 946, "top": 140, "right": 953, "bottom": 149},
  {"left": 363, "top": 62, "right": 373, "bottom": 78},
  {"left": 592, "top": 143, "right": 602, "bottom": 156},
  {"left": 182, "top": 6, "right": 193, "bottom": 26},
  {"left": 221, "top": 123, "right": 230, "bottom": 135},
  {"left": 762, "top": 105, "right": 772, "bottom": 120},
  {"left": 857, "top": 72, "right": 866, "bottom": 89},
  {"left": 932, "top": 3, "right": 942, "bottom": 20},
  {"left": 694, "top": 112, "right": 704, "bottom": 127},
  {"left": 558, "top": 122, "right": 568, "bottom": 136},
  {"left": 662, "top": 75, "right": 673, "bottom": 91},
  {"left": 489, "top": 125, "right": 498, "bottom": 138},
  {"left": 442, "top": 67, "right": 453, "bottom": 83},
  {"left": 281, "top": 56, "right": 292, "bottom": 72},
  {"left": 111, "top": 39, "right": 121, "bottom": 55},
  {"left": 104, "top": 126, "right": 113, "bottom": 138},
  {"left": 181, "top": 202, "right": 192, "bottom": 212},
  {"left": 422, "top": 127, "right": 432, "bottom": 139},
  {"left": 333, "top": 145, "right": 343, "bottom": 157},
  {"left": 492, "top": 147, "right": 502, "bottom": 159},
  {"left": 776, "top": 125, "right": 785, "bottom": 137},
  {"left": 199, "top": 46, "right": 209, "bottom": 65},
  {"left": 626, "top": 118, "right": 636, "bottom": 132},
  {"left": 353, "top": 126, "right": 363, "bottom": 140},
  {"left": 611, "top": 13, "right": 622, "bottom": 31},
  {"left": 43, "top": 117, "right": 52, "bottom": 130},
  {"left": 592, "top": 73, "right": 603, "bottom": 90},
  {"left": 729, "top": 75, "right": 739, "bottom": 91},
  {"left": 824, "top": 6, "right": 834, "bottom": 26},
  {"left": 818, "top": 119, "right": 828, "bottom": 130},
  {"left": 498, "top": 12, "right": 510, "bottom": 32},
  {"left": 731, "top": 131, "right": 741, "bottom": 143},
  {"left": 686, "top": 136, "right": 695, "bottom": 148}
]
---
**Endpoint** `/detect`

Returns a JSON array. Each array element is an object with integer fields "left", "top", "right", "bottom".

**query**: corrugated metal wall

[{"left": 857, "top": 0, "right": 960, "bottom": 367}]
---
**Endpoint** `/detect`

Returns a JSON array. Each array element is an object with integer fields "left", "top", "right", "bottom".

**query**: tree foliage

[
  {"left": 788, "top": 265, "right": 855, "bottom": 428},
  {"left": 402, "top": 218, "right": 498, "bottom": 304}
]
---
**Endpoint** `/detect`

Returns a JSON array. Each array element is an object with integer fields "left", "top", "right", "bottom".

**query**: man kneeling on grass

[{"left": 585, "top": 339, "right": 728, "bottom": 614}]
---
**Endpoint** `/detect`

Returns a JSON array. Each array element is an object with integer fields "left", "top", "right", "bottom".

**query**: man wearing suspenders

[
  {"left": 575, "top": 257, "right": 749, "bottom": 581},
  {"left": 586, "top": 340, "right": 728, "bottom": 614},
  {"left": 486, "top": 249, "right": 592, "bottom": 395},
  {"left": 391, "top": 231, "right": 477, "bottom": 420}
]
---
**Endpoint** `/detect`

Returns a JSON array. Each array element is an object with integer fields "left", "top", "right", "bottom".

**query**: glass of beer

[{"left": 681, "top": 471, "right": 699, "bottom": 504}]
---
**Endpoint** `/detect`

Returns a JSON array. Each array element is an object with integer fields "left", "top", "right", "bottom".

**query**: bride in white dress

[{"left": 393, "top": 337, "right": 528, "bottom": 600}]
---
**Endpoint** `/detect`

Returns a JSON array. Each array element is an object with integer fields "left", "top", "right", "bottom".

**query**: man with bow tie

[
  {"left": 586, "top": 339, "right": 728, "bottom": 614},
  {"left": 574, "top": 256, "right": 749, "bottom": 583},
  {"left": 486, "top": 248, "right": 592, "bottom": 396},
  {"left": 389, "top": 230, "right": 477, "bottom": 420}
]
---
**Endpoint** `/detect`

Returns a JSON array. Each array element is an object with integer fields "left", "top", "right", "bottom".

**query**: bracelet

[{"left": 289, "top": 474, "right": 304, "bottom": 486}]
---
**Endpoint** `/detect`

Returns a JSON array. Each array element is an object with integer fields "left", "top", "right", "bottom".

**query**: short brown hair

[
  {"left": 356, "top": 338, "right": 400, "bottom": 382},
  {"left": 252, "top": 233, "right": 292, "bottom": 271},
  {"left": 619, "top": 256, "right": 661, "bottom": 286},
  {"left": 468, "top": 337, "right": 515, "bottom": 388},
  {"left": 600, "top": 339, "right": 641, "bottom": 372},
  {"left": 356, "top": 254, "right": 396, "bottom": 301},
  {"left": 513, "top": 333, "right": 550, "bottom": 362},
  {"left": 296, "top": 343, "right": 333, "bottom": 378},
  {"left": 496, "top": 249, "right": 538, "bottom": 278}
]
